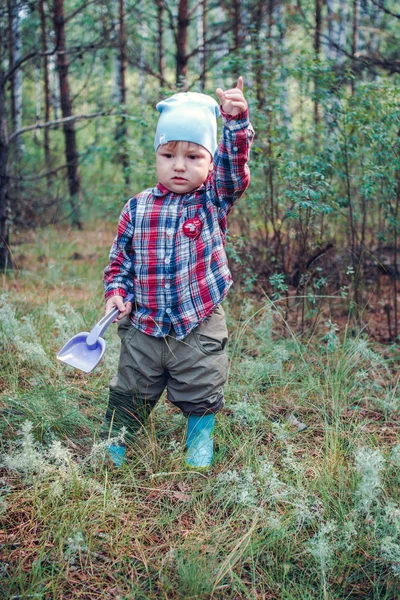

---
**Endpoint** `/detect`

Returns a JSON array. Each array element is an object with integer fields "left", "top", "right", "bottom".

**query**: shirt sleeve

[
  {"left": 103, "top": 198, "right": 136, "bottom": 300},
  {"left": 209, "top": 108, "right": 255, "bottom": 214}
]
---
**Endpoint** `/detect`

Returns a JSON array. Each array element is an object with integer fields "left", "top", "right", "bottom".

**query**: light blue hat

[{"left": 154, "top": 92, "right": 220, "bottom": 156}]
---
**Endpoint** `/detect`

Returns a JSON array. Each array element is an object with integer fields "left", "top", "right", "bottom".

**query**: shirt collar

[
  {"left": 154, "top": 182, "right": 170, "bottom": 197},
  {"left": 153, "top": 180, "right": 208, "bottom": 198}
]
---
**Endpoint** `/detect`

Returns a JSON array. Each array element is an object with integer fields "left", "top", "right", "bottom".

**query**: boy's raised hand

[{"left": 216, "top": 76, "right": 247, "bottom": 117}]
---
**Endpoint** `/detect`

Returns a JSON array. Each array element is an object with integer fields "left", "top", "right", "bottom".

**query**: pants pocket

[
  {"left": 117, "top": 316, "right": 137, "bottom": 344},
  {"left": 194, "top": 305, "right": 228, "bottom": 355}
]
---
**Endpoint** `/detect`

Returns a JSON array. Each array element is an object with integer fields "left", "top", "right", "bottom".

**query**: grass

[{"left": 0, "top": 223, "right": 399, "bottom": 599}]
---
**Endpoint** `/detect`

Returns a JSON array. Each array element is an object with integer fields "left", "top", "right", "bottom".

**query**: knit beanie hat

[{"left": 154, "top": 92, "right": 220, "bottom": 157}]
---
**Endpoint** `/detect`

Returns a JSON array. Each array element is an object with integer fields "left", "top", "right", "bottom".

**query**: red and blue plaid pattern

[{"left": 104, "top": 110, "right": 254, "bottom": 340}]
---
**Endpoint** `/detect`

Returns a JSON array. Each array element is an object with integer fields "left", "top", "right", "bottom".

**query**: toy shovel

[{"left": 57, "top": 294, "right": 133, "bottom": 373}]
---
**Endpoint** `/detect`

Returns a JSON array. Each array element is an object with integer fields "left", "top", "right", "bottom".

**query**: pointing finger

[{"left": 236, "top": 76, "right": 243, "bottom": 91}]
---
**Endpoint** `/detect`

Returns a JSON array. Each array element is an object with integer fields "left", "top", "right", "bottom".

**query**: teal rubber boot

[
  {"left": 105, "top": 444, "right": 126, "bottom": 468},
  {"left": 186, "top": 414, "right": 214, "bottom": 468}
]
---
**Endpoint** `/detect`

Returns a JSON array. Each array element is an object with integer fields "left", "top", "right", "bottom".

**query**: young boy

[{"left": 102, "top": 77, "right": 254, "bottom": 468}]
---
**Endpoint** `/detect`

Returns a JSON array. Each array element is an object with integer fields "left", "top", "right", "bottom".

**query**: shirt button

[
  {"left": 166, "top": 308, "right": 171, "bottom": 314},
  {"left": 165, "top": 257, "right": 170, "bottom": 265},
  {"left": 166, "top": 228, "right": 174, "bottom": 236},
  {"left": 165, "top": 283, "right": 170, "bottom": 289},
  {"left": 233, "top": 146, "right": 238, "bottom": 152}
]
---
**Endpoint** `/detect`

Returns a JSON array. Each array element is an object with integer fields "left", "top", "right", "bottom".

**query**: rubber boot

[
  {"left": 105, "top": 444, "right": 126, "bottom": 468},
  {"left": 186, "top": 414, "right": 214, "bottom": 468}
]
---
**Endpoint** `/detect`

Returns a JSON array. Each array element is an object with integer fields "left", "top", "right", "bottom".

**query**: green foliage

[
  {"left": 3, "top": 0, "right": 398, "bottom": 342},
  {"left": 269, "top": 273, "right": 288, "bottom": 300}
]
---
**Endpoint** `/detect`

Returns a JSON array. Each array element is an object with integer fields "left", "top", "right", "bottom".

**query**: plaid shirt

[{"left": 104, "top": 109, "right": 254, "bottom": 340}]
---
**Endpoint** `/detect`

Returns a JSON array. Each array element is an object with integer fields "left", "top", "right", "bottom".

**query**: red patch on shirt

[{"left": 182, "top": 216, "right": 203, "bottom": 239}]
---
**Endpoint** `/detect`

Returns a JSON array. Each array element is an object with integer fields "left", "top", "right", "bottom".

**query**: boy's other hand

[
  {"left": 105, "top": 295, "right": 132, "bottom": 320},
  {"left": 216, "top": 76, "right": 247, "bottom": 117}
]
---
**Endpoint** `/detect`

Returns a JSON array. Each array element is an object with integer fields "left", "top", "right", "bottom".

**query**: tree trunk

[
  {"left": 138, "top": 0, "right": 146, "bottom": 106},
  {"left": 34, "top": 63, "right": 41, "bottom": 142},
  {"left": 113, "top": 0, "right": 129, "bottom": 185},
  {"left": 325, "top": 0, "right": 336, "bottom": 62},
  {"left": 363, "top": 1, "right": 383, "bottom": 57},
  {"left": 252, "top": 0, "right": 264, "bottom": 111},
  {"left": 276, "top": 2, "right": 291, "bottom": 131},
  {"left": 325, "top": 0, "right": 348, "bottom": 63},
  {"left": 314, "top": 0, "right": 322, "bottom": 130},
  {"left": 232, "top": 0, "right": 242, "bottom": 80},
  {"left": 112, "top": 0, "right": 121, "bottom": 105},
  {"left": 351, "top": 0, "right": 358, "bottom": 95},
  {"left": 156, "top": 0, "right": 165, "bottom": 93},
  {"left": 49, "top": 53, "right": 60, "bottom": 120},
  {"left": 214, "top": 5, "right": 226, "bottom": 89},
  {"left": 39, "top": 0, "right": 52, "bottom": 184},
  {"left": 0, "top": 75, "right": 10, "bottom": 270},
  {"left": 265, "top": 0, "right": 280, "bottom": 260},
  {"left": 232, "top": 0, "right": 242, "bottom": 51},
  {"left": 176, "top": 0, "right": 189, "bottom": 88},
  {"left": 7, "top": 0, "right": 23, "bottom": 157},
  {"left": 95, "top": 54, "right": 104, "bottom": 144},
  {"left": 343, "top": 127, "right": 361, "bottom": 313},
  {"left": 324, "top": 0, "right": 348, "bottom": 133},
  {"left": 53, "top": 0, "right": 82, "bottom": 229},
  {"left": 198, "top": 0, "right": 207, "bottom": 91},
  {"left": 392, "top": 131, "right": 400, "bottom": 340}
]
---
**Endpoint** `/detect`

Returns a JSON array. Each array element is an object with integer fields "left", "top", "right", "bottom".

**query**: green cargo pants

[{"left": 101, "top": 305, "right": 229, "bottom": 442}]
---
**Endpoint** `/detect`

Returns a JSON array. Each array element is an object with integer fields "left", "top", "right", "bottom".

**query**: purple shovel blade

[
  {"left": 57, "top": 293, "right": 133, "bottom": 373},
  {"left": 57, "top": 332, "right": 106, "bottom": 373}
]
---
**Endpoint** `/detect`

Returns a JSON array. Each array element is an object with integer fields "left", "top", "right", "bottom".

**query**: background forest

[
  {"left": 1, "top": 0, "right": 399, "bottom": 340},
  {"left": 0, "top": 1, "right": 400, "bottom": 599}
]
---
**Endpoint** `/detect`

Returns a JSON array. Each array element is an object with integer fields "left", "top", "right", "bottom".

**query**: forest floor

[{"left": 0, "top": 223, "right": 399, "bottom": 599}]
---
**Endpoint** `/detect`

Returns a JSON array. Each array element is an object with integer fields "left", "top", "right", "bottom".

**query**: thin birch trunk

[
  {"left": 34, "top": 63, "right": 41, "bottom": 143},
  {"left": 314, "top": 0, "right": 322, "bottom": 131},
  {"left": 49, "top": 53, "right": 60, "bottom": 120},
  {"left": 39, "top": 0, "right": 52, "bottom": 181},
  {"left": 53, "top": 0, "right": 82, "bottom": 229},
  {"left": 351, "top": 0, "right": 358, "bottom": 96},
  {"left": 112, "top": 0, "right": 129, "bottom": 184},
  {"left": 326, "top": 0, "right": 337, "bottom": 62},
  {"left": 276, "top": 1, "right": 291, "bottom": 131},
  {"left": 95, "top": 54, "right": 104, "bottom": 144},
  {"left": 325, "top": 0, "right": 348, "bottom": 63},
  {"left": 117, "top": 0, "right": 129, "bottom": 184},
  {"left": 337, "top": 0, "right": 347, "bottom": 51},
  {"left": 138, "top": 0, "right": 146, "bottom": 106},
  {"left": 7, "top": 0, "right": 23, "bottom": 157},
  {"left": 324, "top": 0, "right": 348, "bottom": 133},
  {"left": 156, "top": 0, "right": 165, "bottom": 92},
  {"left": 112, "top": 0, "right": 120, "bottom": 104},
  {"left": 214, "top": 5, "right": 226, "bottom": 89},
  {"left": 252, "top": 0, "right": 264, "bottom": 111},
  {"left": 232, "top": 0, "right": 242, "bottom": 81},
  {"left": 197, "top": 0, "right": 207, "bottom": 91},
  {"left": 343, "top": 127, "right": 361, "bottom": 312},
  {"left": 176, "top": 0, "right": 189, "bottom": 89},
  {"left": 393, "top": 133, "right": 400, "bottom": 340},
  {"left": 0, "top": 74, "right": 10, "bottom": 270},
  {"left": 265, "top": 0, "right": 281, "bottom": 265}
]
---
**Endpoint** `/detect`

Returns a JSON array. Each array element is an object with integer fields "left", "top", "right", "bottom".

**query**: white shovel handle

[{"left": 86, "top": 293, "right": 133, "bottom": 348}]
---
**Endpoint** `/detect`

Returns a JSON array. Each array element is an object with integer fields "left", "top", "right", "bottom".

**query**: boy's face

[{"left": 156, "top": 141, "right": 213, "bottom": 194}]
